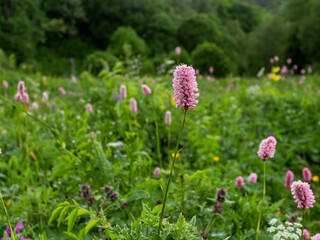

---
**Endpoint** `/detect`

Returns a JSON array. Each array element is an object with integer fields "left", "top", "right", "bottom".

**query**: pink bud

[
  {"left": 303, "top": 229, "right": 310, "bottom": 239},
  {"left": 293, "top": 64, "right": 298, "bottom": 70},
  {"left": 86, "top": 103, "right": 93, "bottom": 113},
  {"left": 285, "top": 170, "right": 294, "bottom": 189},
  {"left": 248, "top": 173, "right": 257, "bottom": 183},
  {"left": 142, "top": 84, "right": 152, "bottom": 96},
  {"left": 33, "top": 94, "right": 38, "bottom": 99},
  {"left": 23, "top": 93, "right": 29, "bottom": 104},
  {"left": 287, "top": 58, "right": 292, "bottom": 65},
  {"left": 175, "top": 46, "right": 181, "bottom": 55},
  {"left": 209, "top": 67, "right": 214, "bottom": 73},
  {"left": 308, "top": 66, "right": 312, "bottom": 74},
  {"left": 3, "top": 81, "right": 8, "bottom": 89},
  {"left": 303, "top": 167, "right": 312, "bottom": 182},
  {"left": 2, "top": 130, "right": 7, "bottom": 135},
  {"left": 58, "top": 87, "right": 66, "bottom": 95},
  {"left": 120, "top": 85, "right": 127, "bottom": 99},
  {"left": 43, "top": 92, "right": 48, "bottom": 101},
  {"left": 14, "top": 92, "right": 22, "bottom": 101},
  {"left": 165, "top": 111, "right": 171, "bottom": 126},
  {"left": 124, "top": 73, "right": 129, "bottom": 79},
  {"left": 71, "top": 75, "right": 77, "bottom": 84},
  {"left": 18, "top": 81, "right": 25, "bottom": 95},
  {"left": 274, "top": 56, "right": 279, "bottom": 62},
  {"left": 154, "top": 167, "right": 161, "bottom": 176},
  {"left": 32, "top": 102, "right": 38, "bottom": 110},
  {"left": 270, "top": 58, "right": 274, "bottom": 64},
  {"left": 42, "top": 76, "right": 47, "bottom": 81},
  {"left": 130, "top": 98, "right": 137, "bottom": 115},
  {"left": 301, "top": 69, "right": 306, "bottom": 74}
]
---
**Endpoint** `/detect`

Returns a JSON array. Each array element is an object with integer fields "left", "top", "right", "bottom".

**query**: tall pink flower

[
  {"left": 142, "top": 84, "right": 152, "bottom": 96},
  {"left": 303, "top": 229, "right": 310, "bottom": 239},
  {"left": 154, "top": 167, "right": 161, "bottom": 176},
  {"left": 301, "top": 69, "right": 306, "bottom": 74},
  {"left": 287, "top": 58, "right": 292, "bottom": 65},
  {"left": 293, "top": 64, "right": 298, "bottom": 70},
  {"left": 32, "top": 102, "right": 38, "bottom": 110},
  {"left": 291, "top": 180, "right": 315, "bottom": 209},
  {"left": 274, "top": 56, "right": 279, "bottom": 62},
  {"left": 120, "top": 85, "right": 127, "bottom": 99},
  {"left": 311, "top": 234, "right": 320, "bottom": 240},
  {"left": 257, "top": 136, "right": 277, "bottom": 161},
  {"left": 14, "top": 92, "right": 22, "bottom": 101},
  {"left": 86, "top": 103, "right": 93, "bottom": 113},
  {"left": 173, "top": 64, "right": 199, "bottom": 111},
  {"left": 235, "top": 176, "right": 245, "bottom": 189},
  {"left": 303, "top": 168, "right": 312, "bottom": 182},
  {"left": 165, "top": 111, "right": 171, "bottom": 126},
  {"left": 175, "top": 46, "right": 181, "bottom": 55},
  {"left": 270, "top": 58, "right": 274, "bottom": 64},
  {"left": 248, "top": 173, "right": 257, "bottom": 183},
  {"left": 209, "top": 67, "right": 214, "bottom": 74},
  {"left": 3, "top": 80, "right": 8, "bottom": 89},
  {"left": 23, "top": 93, "right": 29, "bottom": 104},
  {"left": 130, "top": 98, "right": 137, "bottom": 115},
  {"left": 308, "top": 66, "right": 312, "bottom": 74},
  {"left": 285, "top": 170, "right": 294, "bottom": 189}
]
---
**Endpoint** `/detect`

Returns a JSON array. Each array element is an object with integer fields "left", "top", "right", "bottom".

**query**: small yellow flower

[
  {"left": 62, "top": 142, "right": 66, "bottom": 148},
  {"left": 276, "top": 211, "right": 281, "bottom": 215},
  {"left": 272, "top": 66, "right": 280, "bottom": 74},
  {"left": 271, "top": 73, "right": 281, "bottom": 82},
  {"left": 6, "top": 199, "right": 11, "bottom": 207},
  {"left": 213, "top": 156, "right": 220, "bottom": 162},
  {"left": 171, "top": 99, "right": 177, "bottom": 106},
  {"left": 312, "top": 176, "right": 319, "bottom": 182},
  {"left": 192, "top": 190, "right": 195, "bottom": 193},
  {"left": 172, "top": 153, "right": 180, "bottom": 158}
]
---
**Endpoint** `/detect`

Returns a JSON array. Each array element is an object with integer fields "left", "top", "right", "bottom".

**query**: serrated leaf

[
  {"left": 58, "top": 207, "right": 69, "bottom": 227},
  {"left": 63, "top": 231, "right": 77, "bottom": 239},
  {"left": 85, "top": 219, "right": 99, "bottom": 234},
  {"left": 48, "top": 206, "right": 63, "bottom": 225},
  {"left": 67, "top": 208, "right": 79, "bottom": 232}
]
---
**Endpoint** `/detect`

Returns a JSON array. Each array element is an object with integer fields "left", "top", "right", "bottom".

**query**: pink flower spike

[
  {"left": 43, "top": 92, "right": 48, "bottom": 101},
  {"left": 248, "top": 173, "right": 257, "bottom": 183},
  {"left": 15, "top": 221, "right": 24, "bottom": 231},
  {"left": 71, "top": 75, "right": 77, "bottom": 84},
  {"left": 23, "top": 93, "right": 29, "bottom": 104},
  {"left": 14, "top": 92, "right": 22, "bottom": 101},
  {"left": 165, "top": 111, "right": 171, "bottom": 126},
  {"left": 274, "top": 56, "right": 279, "bottom": 62},
  {"left": 257, "top": 136, "right": 277, "bottom": 161},
  {"left": 209, "top": 67, "right": 214, "bottom": 73},
  {"left": 270, "top": 58, "right": 274, "bottom": 64},
  {"left": 3, "top": 80, "right": 8, "bottom": 89},
  {"left": 287, "top": 58, "right": 292, "bottom": 65},
  {"left": 32, "top": 102, "right": 38, "bottom": 110},
  {"left": 173, "top": 64, "right": 199, "bottom": 111},
  {"left": 154, "top": 167, "right": 161, "bottom": 176},
  {"left": 291, "top": 180, "right": 315, "bottom": 209},
  {"left": 130, "top": 98, "right": 137, "bottom": 115},
  {"left": 18, "top": 81, "right": 25, "bottom": 95},
  {"left": 308, "top": 66, "right": 312, "bottom": 74},
  {"left": 142, "top": 84, "right": 152, "bottom": 96},
  {"left": 120, "top": 85, "right": 127, "bottom": 99},
  {"left": 86, "top": 103, "right": 93, "bottom": 113},
  {"left": 285, "top": 170, "right": 294, "bottom": 189},
  {"left": 303, "top": 168, "right": 312, "bottom": 182},
  {"left": 303, "top": 229, "right": 310, "bottom": 239},
  {"left": 58, "top": 87, "right": 66, "bottom": 95},
  {"left": 175, "top": 46, "right": 181, "bottom": 55},
  {"left": 235, "top": 176, "right": 245, "bottom": 189},
  {"left": 311, "top": 234, "right": 320, "bottom": 240}
]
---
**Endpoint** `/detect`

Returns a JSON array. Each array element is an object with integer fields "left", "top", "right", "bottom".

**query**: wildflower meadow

[{"left": 1, "top": 0, "right": 320, "bottom": 240}]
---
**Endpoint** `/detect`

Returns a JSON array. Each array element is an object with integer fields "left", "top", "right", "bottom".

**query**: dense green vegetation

[{"left": 0, "top": 0, "right": 319, "bottom": 76}]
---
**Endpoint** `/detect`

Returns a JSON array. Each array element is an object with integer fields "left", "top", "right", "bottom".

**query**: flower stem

[
  {"left": 0, "top": 191, "right": 16, "bottom": 240},
  {"left": 256, "top": 161, "right": 266, "bottom": 240},
  {"left": 301, "top": 209, "right": 306, "bottom": 240},
  {"left": 158, "top": 111, "right": 187, "bottom": 239},
  {"left": 204, "top": 215, "right": 216, "bottom": 236},
  {"left": 151, "top": 100, "right": 162, "bottom": 168}
]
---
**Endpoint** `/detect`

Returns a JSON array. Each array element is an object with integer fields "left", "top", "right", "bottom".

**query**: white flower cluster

[{"left": 267, "top": 218, "right": 303, "bottom": 240}]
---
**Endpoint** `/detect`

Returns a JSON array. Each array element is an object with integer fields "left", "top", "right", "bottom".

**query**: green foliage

[
  {"left": 140, "top": 59, "right": 156, "bottom": 75},
  {"left": 84, "top": 51, "right": 118, "bottom": 75},
  {"left": 168, "top": 47, "right": 192, "bottom": 65},
  {"left": 177, "top": 14, "right": 222, "bottom": 52},
  {"left": 108, "top": 27, "right": 149, "bottom": 59},
  {"left": 191, "top": 42, "right": 231, "bottom": 77}
]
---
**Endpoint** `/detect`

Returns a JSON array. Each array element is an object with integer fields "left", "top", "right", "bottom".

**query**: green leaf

[
  {"left": 67, "top": 208, "right": 79, "bottom": 232},
  {"left": 176, "top": 213, "right": 185, "bottom": 229},
  {"left": 48, "top": 206, "right": 63, "bottom": 225},
  {"left": 78, "top": 228, "right": 86, "bottom": 240},
  {"left": 152, "top": 204, "right": 162, "bottom": 215},
  {"left": 63, "top": 231, "right": 78, "bottom": 239},
  {"left": 58, "top": 207, "right": 69, "bottom": 227},
  {"left": 127, "top": 190, "right": 150, "bottom": 202},
  {"left": 85, "top": 219, "right": 99, "bottom": 234}
]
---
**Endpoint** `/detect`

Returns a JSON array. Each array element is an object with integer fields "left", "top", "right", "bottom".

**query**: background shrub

[{"left": 84, "top": 51, "right": 118, "bottom": 75}]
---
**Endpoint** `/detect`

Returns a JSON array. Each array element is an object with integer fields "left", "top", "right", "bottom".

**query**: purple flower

[
  {"left": 216, "top": 188, "right": 226, "bottom": 203},
  {"left": 110, "top": 192, "right": 118, "bottom": 202},
  {"left": 173, "top": 64, "right": 199, "bottom": 111},
  {"left": 285, "top": 170, "right": 294, "bottom": 189},
  {"left": 15, "top": 222, "right": 24, "bottom": 231},
  {"left": 86, "top": 196, "right": 95, "bottom": 205},
  {"left": 257, "top": 136, "right": 277, "bottom": 161},
  {"left": 291, "top": 180, "right": 315, "bottom": 209},
  {"left": 235, "top": 176, "right": 245, "bottom": 189},
  {"left": 213, "top": 204, "right": 223, "bottom": 214}
]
